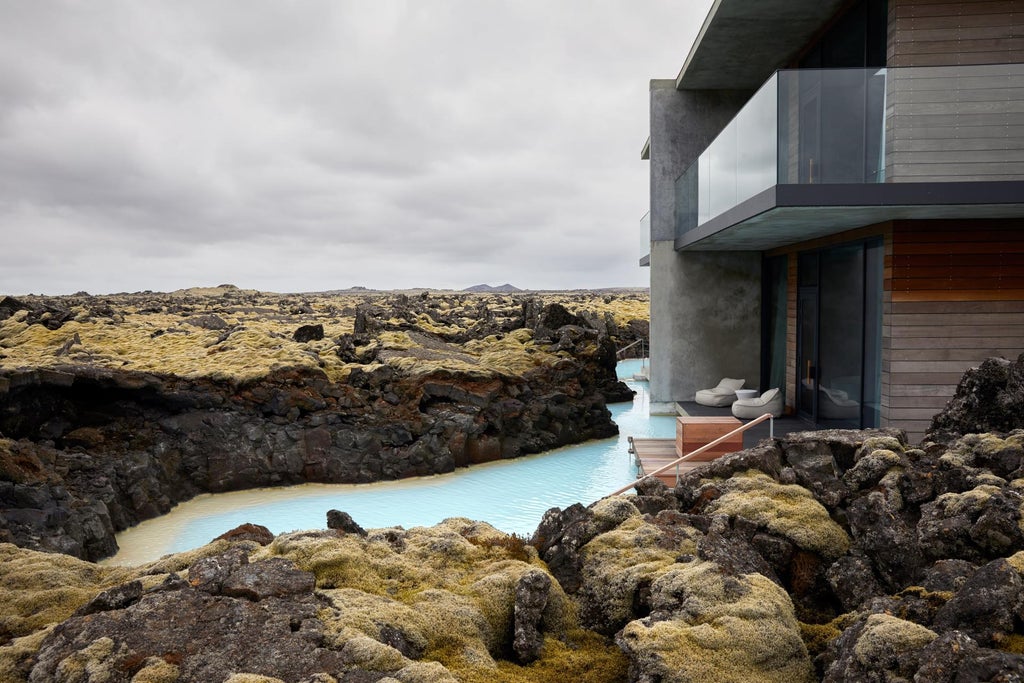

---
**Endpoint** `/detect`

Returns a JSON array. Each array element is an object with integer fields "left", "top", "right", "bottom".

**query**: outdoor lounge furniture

[
  {"left": 731, "top": 388, "right": 783, "bottom": 419},
  {"left": 695, "top": 378, "right": 746, "bottom": 407}
]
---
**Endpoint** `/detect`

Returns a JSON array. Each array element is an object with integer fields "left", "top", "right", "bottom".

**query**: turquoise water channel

[{"left": 106, "top": 359, "right": 676, "bottom": 565}]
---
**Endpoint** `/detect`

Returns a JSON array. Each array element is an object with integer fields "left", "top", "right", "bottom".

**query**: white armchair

[
  {"left": 695, "top": 378, "right": 745, "bottom": 407},
  {"left": 731, "top": 388, "right": 783, "bottom": 419}
]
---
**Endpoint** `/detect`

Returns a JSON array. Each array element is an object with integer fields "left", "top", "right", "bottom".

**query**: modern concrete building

[{"left": 643, "top": 0, "right": 1024, "bottom": 442}]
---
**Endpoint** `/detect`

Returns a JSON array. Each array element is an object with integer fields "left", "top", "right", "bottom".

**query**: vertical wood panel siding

[{"left": 787, "top": 255, "right": 798, "bottom": 413}]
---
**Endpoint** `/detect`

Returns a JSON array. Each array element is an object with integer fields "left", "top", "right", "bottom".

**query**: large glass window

[
  {"left": 819, "top": 244, "right": 865, "bottom": 428},
  {"left": 794, "top": 238, "right": 883, "bottom": 428}
]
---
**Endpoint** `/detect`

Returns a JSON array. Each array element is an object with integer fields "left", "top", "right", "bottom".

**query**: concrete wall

[
  {"left": 649, "top": 245, "right": 762, "bottom": 409},
  {"left": 647, "top": 82, "right": 758, "bottom": 410},
  {"left": 647, "top": 82, "right": 752, "bottom": 242}
]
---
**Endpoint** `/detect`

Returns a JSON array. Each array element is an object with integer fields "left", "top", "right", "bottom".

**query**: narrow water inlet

[{"left": 104, "top": 359, "right": 674, "bottom": 565}]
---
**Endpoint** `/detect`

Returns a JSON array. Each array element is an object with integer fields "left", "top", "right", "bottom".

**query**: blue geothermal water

[{"left": 106, "top": 359, "right": 675, "bottom": 565}]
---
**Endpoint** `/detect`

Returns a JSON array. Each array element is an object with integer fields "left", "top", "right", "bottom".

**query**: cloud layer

[{"left": 0, "top": 1, "right": 709, "bottom": 294}]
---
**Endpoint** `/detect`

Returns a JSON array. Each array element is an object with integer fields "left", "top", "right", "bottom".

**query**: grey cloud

[{"left": 0, "top": 0, "right": 711, "bottom": 294}]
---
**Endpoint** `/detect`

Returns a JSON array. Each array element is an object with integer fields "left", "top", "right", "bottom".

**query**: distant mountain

[{"left": 463, "top": 283, "right": 523, "bottom": 293}]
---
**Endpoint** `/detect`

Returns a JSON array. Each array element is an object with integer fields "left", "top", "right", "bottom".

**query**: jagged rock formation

[
  {"left": 926, "top": 353, "right": 1024, "bottom": 445},
  {"left": 4, "top": 425, "right": 1024, "bottom": 680},
  {"left": 1, "top": 519, "right": 626, "bottom": 683},
  {"left": 0, "top": 291, "right": 644, "bottom": 561},
  {"left": 8, "top": 303, "right": 1024, "bottom": 680},
  {"left": 533, "top": 424, "right": 1024, "bottom": 681}
]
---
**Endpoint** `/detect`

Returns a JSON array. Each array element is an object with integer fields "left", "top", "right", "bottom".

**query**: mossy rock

[
  {"left": 617, "top": 561, "right": 814, "bottom": 683},
  {"left": 702, "top": 470, "right": 851, "bottom": 560}
]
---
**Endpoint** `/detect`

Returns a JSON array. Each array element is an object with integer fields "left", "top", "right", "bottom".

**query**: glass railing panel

[
  {"left": 639, "top": 211, "right": 650, "bottom": 263},
  {"left": 674, "top": 161, "right": 698, "bottom": 237},
  {"left": 776, "top": 68, "right": 888, "bottom": 185},
  {"left": 734, "top": 75, "right": 779, "bottom": 203}
]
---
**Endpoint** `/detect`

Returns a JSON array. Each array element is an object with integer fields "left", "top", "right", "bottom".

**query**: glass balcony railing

[
  {"left": 675, "top": 63, "right": 1024, "bottom": 239},
  {"left": 639, "top": 211, "right": 651, "bottom": 265}
]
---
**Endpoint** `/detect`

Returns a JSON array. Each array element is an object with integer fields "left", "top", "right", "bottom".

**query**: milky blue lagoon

[{"left": 107, "top": 359, "right": 674, "bottom": 564}]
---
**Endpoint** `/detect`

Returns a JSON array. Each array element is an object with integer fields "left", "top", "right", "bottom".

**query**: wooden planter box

[{"left": 676, "top": 415, "right": 743, "bottom": 461}]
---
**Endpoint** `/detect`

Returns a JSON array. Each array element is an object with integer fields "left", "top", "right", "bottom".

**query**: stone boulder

[{"left": 927, "top": 354, "right": 1024, "bottom": 445}]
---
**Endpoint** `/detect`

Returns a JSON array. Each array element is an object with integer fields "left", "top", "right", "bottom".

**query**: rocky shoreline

[
  {"left": 1, "top": 356, "right": 1022, "bottom": 681},
  {"left": 0, "top": 289, "right": 644, "bottom": 561},
  {"left": 4, "top": 286, "right": 1024, "bottom": 681}
]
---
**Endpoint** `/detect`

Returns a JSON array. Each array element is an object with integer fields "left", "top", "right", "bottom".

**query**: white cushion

[
  {"left": 695, "top": 388, "right": 737, "bottom": 407},
  {"left": 732, "top": 387, "right": 783, "bottom": 418},
  {"left": 717, "top": 377, "right": 745, "bottom": 391}
]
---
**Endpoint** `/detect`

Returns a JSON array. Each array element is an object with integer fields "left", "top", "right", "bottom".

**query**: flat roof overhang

[
  {"left": 677, "top": 0, "right": 848, "bottom": 90},
  {"left": 675, "top": 181, "right": 1024, "bottom": 251}
]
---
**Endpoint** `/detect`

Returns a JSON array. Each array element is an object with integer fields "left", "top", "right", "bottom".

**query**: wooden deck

[
  {"left": 629, "top": 416, "right": 745, "bottom": 487},
  {"left": 628, "top": 437, "right": 705, "bottom": 487}
]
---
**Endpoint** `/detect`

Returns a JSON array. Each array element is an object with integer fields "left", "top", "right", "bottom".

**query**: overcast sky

[{"left": 1, "top": 1, "right": 711, "bottom": 295}]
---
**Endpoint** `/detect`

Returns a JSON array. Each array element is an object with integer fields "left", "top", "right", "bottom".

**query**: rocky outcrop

[
  {"left": 2, "top": 518, "right": 624, "bottom": 683},
  {"left": 533, "top": 417, "right": 1024, "bottom": 681},
  {"left": 926, "top": 353, "right": 1024, "bottom": 445},
  {"left": 0, "top": 350, "right": 618, "bottom": 560},
  {"left": 5, "top": 424, "right": 1024, "bottom": 681},
  {"left": 0, "top": 292, "right": 642, "bottom": 562}
]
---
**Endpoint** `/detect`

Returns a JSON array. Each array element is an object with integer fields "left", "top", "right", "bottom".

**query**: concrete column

[
  {"left": 649, "top": 246, "right": 762, "bottom": 411},
  {"left": 646, "top": 82, "right": 761, "bottom": 412}
]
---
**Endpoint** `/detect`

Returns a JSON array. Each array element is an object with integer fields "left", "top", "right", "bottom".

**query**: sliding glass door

[{"left": 793, "top": 238, "right": 883, "bottom": 428}]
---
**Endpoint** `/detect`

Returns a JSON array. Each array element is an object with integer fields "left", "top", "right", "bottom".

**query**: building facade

[{"left": 644, "top": 0, "right": 1024, "bottom": 442}]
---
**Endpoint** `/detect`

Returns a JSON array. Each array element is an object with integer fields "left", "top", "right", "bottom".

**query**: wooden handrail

[{"left": 606, "top": 412, "right": 774, "bottom": 498}]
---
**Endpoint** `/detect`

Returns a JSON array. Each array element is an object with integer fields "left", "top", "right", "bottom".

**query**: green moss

[
  {"left": 54, "top": 636, "right": 121, "bottom": 682},
  {"left": 129, "top": 657, "right": 181, "bottom": 683},
  {"left": 0, "top": 543, "right": 137, "bottom": 641},
  {"left": 341, "top": 635, "right": 410, "bottom": 672},
  {"left": 618, "top": 561, "right": 814, "bottom": 683},
  {"left": 798, "top": 619, "right": 845, "bottom": 658},
  {"left": 392, "top": 661, "right": 459, "bottom": 682},
  {"left": 852, "top": 614, "right": 936, "bottom": 667},
  {"left": 0, "top": 627, "right": 51, "bottom": 683},
  {"left": 1006, "top": 551, "right": 1024, "bottom": 575},
  {"left": 447, "top": 632, "right": 628, "bottom": 683},
  {"left": 856, "top": 437, "right": 904, "bottom": 459},
  {"left": 999, "top": 633, "right": 1024, "bottom": 655},
  {"left": 704, "top": 471, "right": 850, "bottom": 560},
  {"left": 263, "top": 520, "right": 578, "bottom": 678},
  {"left": 931, "top": 485, "right": 1002, "bottom": 519},
  {"left": 590, "top": 497, "right": 640, "bottom": 527}
]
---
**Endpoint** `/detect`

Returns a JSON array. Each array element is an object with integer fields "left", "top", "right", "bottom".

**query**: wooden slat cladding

[
  {"left": 888, "top": 0, "right": 1024, "bottom": 67},
  {"left": 884, "top": 62, "right": 1024, "bottom": 182},
  {"left": 786, "top": 254, "right": 797, "bottom": 414},
  {"left": 887, "top": 220, "right": 1024, "bottom": 301},
  {"left": 881, "top": 219, "right": 1024, "bottom": 442}
]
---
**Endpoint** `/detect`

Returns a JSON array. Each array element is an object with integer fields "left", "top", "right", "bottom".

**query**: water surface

[{"left": 106, "top": 359, "right": 673, "bottom": 565}]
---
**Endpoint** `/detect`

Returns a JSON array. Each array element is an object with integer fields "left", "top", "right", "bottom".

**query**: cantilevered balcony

[{"left": 675, "top": 64, "right": 1024, "bottom": 251}]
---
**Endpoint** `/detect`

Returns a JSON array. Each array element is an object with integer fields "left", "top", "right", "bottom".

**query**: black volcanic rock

[
  {"left": 293, "top": 323, "right": 325, "bottom": 342},
  {"left": 927, "top": 353, "right": 1024, "bottom": 444}
]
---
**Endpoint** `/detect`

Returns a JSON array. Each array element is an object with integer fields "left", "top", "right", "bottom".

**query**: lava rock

[
  {"left": 327, "top": 509, "right": 367, "bottom": 536},
  {"left": 294, "top": 324, "right": 325, "bottom": 343}
]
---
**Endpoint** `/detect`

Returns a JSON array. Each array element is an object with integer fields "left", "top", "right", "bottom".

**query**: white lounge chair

[
  {"left": 731, "top": 388, "right": 783, "bottom": 419},
  {"left": 695, "top": 378, "right": 745, "bottom": 407}
]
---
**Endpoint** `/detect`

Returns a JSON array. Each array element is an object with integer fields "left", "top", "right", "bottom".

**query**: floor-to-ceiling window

[{"left": 794, "top": 238, "right": 883, "bottom": 428}]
